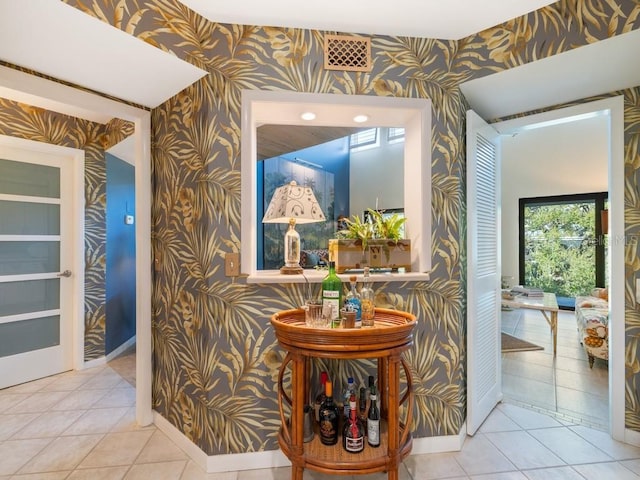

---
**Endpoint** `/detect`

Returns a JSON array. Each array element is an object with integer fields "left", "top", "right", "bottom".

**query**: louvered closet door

[{"left": 466, "top": 110, "right": 501, "bottom": 435}]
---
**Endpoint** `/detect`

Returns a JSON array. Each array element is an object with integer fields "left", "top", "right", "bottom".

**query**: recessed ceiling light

[
  {"left": 353, "top": 114, "right": 369, "bottom": 123},
  {"left": 301, "top": 112, "right": 316, "bottom": 121}
]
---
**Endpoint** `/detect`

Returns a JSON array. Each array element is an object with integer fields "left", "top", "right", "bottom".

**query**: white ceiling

[
  {"left": 177, "top": 0, "right": 556, "bottom": 40},
  {"left": 0, "top": 0, "right": 206, "bottom": 116}
]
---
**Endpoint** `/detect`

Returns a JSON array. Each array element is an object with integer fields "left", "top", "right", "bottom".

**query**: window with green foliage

[{"left": 519, "top": 193, "right": 607, "bottom": 301}]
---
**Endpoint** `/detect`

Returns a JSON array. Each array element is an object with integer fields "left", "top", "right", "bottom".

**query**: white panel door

[
  {"left": 0, "top": 142, "right": 74, "bottom": 388},
  {"left": 466, "top": 110, "right": 502, "bottom": 435}
]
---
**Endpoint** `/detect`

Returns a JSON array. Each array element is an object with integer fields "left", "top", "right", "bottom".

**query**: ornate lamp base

[{"left": 280, "top": 265, "right": 303, "bottom": 275}]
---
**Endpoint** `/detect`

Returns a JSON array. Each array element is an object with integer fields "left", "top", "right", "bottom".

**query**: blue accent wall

[
  {"left": 105, "top": 153, "right": 136, "bottom": 354},
  {"left": 258, "top": 136, "right": 350, "bottom": 269},
  {"left": 292, "top": 137, "right": 351, "bottom": 219}
]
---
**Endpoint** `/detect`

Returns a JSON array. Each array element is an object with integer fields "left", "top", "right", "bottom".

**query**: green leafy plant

[
  {"left": 334, "top": 213, "right": 375, "bottom": 250},
  {"left": 335, "top": 208, "right": 406, "bottom": 251},
  {"left": 368, "top": 209, "right": 406, "bottom": 242}
]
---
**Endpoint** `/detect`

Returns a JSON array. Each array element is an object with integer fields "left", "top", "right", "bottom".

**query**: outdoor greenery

[{"left": 524, "top": 202, "right": 602, "bottom": 298}]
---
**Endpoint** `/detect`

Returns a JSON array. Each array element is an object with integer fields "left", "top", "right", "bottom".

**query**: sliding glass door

[{"left": 519, "top": 192, "right": 607, "bottom": 308}]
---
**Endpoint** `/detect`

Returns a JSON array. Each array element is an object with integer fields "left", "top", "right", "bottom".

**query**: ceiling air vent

[{"left": 324, "top": 34, "right": 372, "bottom": 72}]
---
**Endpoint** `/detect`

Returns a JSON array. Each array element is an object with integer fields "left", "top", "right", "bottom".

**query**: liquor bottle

[
  {"left": 366, "top": 375, "right": 375, "bottom": 402},
  {"left": 342, "top": 377, "right": 355, "bottom": 420},
  {"left": 313, "top": 371, "right": 329, "bottom": 422},
  {"left": 342, "top": 394, "right": 365, "bottom": 453},
  {"left": 344, "top": 275, "right": 362, "bottom": 327},
  {"left": 319, "top": 380, "right": 339, "bottom": 445},
  {"left": 360, "top": 266, "right": 375, "bottom": 327},
  {"left": 367, "top": 385, "right": 380, "bottom": 447},
  {"left": 367, "top": 375, "right": 380, "bottom": 413},
  {"left": 322, "top": 261, "right": 343, "bottom": 326},
  {"left": 358, "top": 386, "right": 368, "bottom": 435}
]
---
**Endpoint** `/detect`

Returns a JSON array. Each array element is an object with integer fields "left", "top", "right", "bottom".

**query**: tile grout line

[{"left": 502, "top": 398, "right": 607, "bottom": 431}]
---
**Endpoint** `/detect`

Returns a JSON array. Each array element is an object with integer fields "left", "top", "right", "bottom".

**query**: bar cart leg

[
  {"left": 292, "top": 466, "right": 304, "bottom": 480},
  {"left": 378, "top": 356, "right": 388, "bottom": 418},
  {"left": 387, "top": 353, "right": 401, "bottom": 480},
  {"left": 290, "top": 352, "right": 306, "bottom": 480}
]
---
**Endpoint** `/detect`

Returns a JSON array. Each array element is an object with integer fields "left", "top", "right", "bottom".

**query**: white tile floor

[
  {"left": 1, "top": 342, "right": 639, "bottom": 479},
  {"left": 501, "top": 308, "right": 609, "bottom": 430}
]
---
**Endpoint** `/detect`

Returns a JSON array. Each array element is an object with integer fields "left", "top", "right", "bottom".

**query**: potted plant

[{"left": 329, "top": 209, "right": 411, "bottom": 273}]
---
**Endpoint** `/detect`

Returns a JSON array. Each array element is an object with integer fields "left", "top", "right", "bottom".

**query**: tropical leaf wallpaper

[
  {"left": 0, "top": 0, "right": 634, "bottom": 457},
  {"left": 0, "top": 97, "right": 134, "bottom": 360}
]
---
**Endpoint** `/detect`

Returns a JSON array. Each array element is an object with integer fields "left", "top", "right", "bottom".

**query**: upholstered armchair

[{"left": 575, "top": 288, "right": 609, "bottom": 368}]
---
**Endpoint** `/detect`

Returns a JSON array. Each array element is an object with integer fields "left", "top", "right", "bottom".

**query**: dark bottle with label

[
  {"left": 367, "top": 374, "right": 380, "bottom": 413},
  {"left": 319, "top": 380, "right": 339, "bottom": 445},
  {"left": 367, "top": 385, "right": 380, "bottom": 447},
  {"left": 313, "top": 371, "right": 329, "bottom": 423},
  {"left": 342, "top": 394, "right": 364, "bottom": 453},
  {"left": 322, "top": 261, "right": 343, "bottom": 325},
  {"left": 358, "top": 386, "right": 368, "bottom": 435}
]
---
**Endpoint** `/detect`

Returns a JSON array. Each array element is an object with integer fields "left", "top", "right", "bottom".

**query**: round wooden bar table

[{"left": 271, "top": 307, "right": 417, "bottom": 480}]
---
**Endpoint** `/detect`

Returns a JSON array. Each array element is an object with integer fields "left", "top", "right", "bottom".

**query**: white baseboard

[
  {"left": 411, "top": 422, "right": 467, "bottom": 454},
  {"left": 82, "top": 356, "right": 106, "bottom": 369},
  {"left": 625, "top": 428, "right": 640, "bottom": 447},
  {"left": 106, "top": 335, "right": 136, "bottom": 362},
  {"left": 153, "top": 412, "right": 290, "bottom": 473},
  {"left": 205, "top": 447, "right": 290, "bottom": 473},
  {"left": 153, "top": 412, "right": 209, "bottom": 471},
  {"left": 154, "top": 410, "right": 465, "bottom": 473},
  {"left": 81, "top": 336, "right": 136, "bottom": 370}
]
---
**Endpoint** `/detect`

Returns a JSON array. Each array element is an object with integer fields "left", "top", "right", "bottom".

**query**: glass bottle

[
  {"left": 313, "top": 371, "right": 329, "bottom": 423},
  {"left": 358, "top": 386, "right": 368, "bottom": 435},
  {"left": 344, "top": 275, "right": 362, "bottom": 327},
  {"left": 360, "top": 266, "right": 375, "bottom": 327},
  {"left": 319, "top": 380, "right": 339, "bottom": 445},
  {"left": 367, "top": 385, "right": 380, "bottom": 447},
  {"left": 367, "top": 375, "right": 380, "bottom": 413},
  {"left": 342, "top": 394, "right": 364, "bottom": 453},
  {"left": 322, "top": 261, "right": 343, "bottom": 326},
  {"left": 342, "top": 377, "right": 355, "bottom": 421}
]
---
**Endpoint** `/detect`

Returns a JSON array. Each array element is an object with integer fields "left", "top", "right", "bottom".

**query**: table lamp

[{"left": 262, "top": 180, "right": 326, "bottom": 274}]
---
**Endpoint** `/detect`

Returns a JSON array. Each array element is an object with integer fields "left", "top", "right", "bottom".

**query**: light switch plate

[{"left": 225, "top": 253, "right": 240, "bottom": 277}]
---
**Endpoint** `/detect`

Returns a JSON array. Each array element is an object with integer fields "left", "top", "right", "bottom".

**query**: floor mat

[{"left": 501, "top": 332, "right": 544, "bottom": 353}]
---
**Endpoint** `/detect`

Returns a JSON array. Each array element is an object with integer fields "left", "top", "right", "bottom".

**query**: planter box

[{"left": 328, "top": 239, "right": 411, "bottom": 273}]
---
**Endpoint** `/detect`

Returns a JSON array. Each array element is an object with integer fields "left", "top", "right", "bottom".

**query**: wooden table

[
  {"left": 501, "top": 292, "right": 559, "bottom": 356},
  {"left": 270, "top": 308, "right": 416, "bottom": 480}
]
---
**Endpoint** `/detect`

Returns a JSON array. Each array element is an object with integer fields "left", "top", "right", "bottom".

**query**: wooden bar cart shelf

[{"left": 271, "top": 308, "right": 417, "bottom": 480}]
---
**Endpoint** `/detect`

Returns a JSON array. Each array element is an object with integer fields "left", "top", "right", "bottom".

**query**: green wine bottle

[{"left": 322, "top": 261, "right": 342, "bottom": 326}]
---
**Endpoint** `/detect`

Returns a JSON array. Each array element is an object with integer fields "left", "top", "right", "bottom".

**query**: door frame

[
  {"left": 0, "top": 65, "right": 153, "bottom": 426},
  {"left": 491, "top": 96, "right": 625, "bottom": 442},
  {"left": 0, "top": 135, "right": 84, "bottom": 383}
]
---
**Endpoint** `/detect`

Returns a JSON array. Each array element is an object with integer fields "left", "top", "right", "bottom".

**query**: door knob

[{"left": 57, "top": 270, "right": 72, "bottom": 278}]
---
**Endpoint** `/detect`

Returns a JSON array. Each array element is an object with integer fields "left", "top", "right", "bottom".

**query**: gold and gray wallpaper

[{"left": 42, "top": 0, "right": 640, "bottom": 455}]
